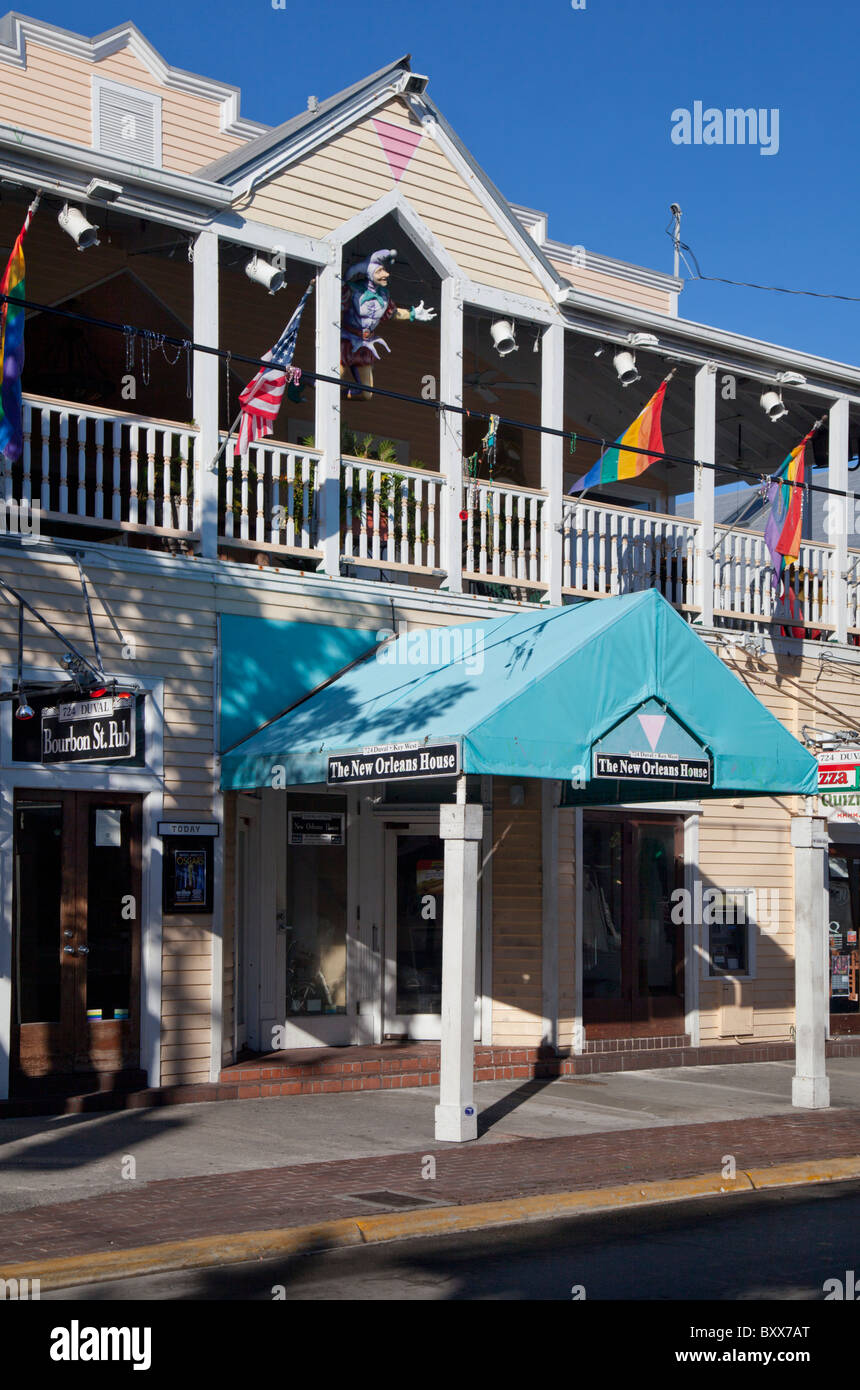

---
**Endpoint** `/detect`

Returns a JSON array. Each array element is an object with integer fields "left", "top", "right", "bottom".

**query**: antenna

[{"left": 669, "top": 204, "right": 682, "bottom": 279}]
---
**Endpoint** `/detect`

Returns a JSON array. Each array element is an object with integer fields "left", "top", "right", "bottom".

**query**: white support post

[
  {"left": 541, "top": 324, "right": 564, "bottom": 605},
  {"left": 435, "top": 780, "right": 482, "bottom": 1142},
  {"left": 829, "top": 396, "right": 849, "bottom": 645},
  {"left": 694, "top": 363, "right": 717, "bottom": 627},
  {"left": 790, "top": 815, "right": 830, "bottom": 1109},
  {"left": 439, "top": 277, "right": 464, "bottom": 593},
  {"left": 316, "top": 255, "right": 342, "bottom": 577},
  {"left": 541, "top": 780, "right": 559, "bottom": 1051},
  {"left": 193, "top": 230, "right": 220, "bottom": 559}
]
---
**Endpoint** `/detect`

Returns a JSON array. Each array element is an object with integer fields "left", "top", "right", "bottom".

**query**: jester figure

[{"left": 340, "top": 248, "right": 436, "bottom": 400}]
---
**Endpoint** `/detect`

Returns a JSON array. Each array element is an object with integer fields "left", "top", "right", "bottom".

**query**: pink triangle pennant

[
  {"left": 637, "top": 713, "right": 666, "bottom": 752},
  {"left": 372, "top": 117, "right": 424, "bottom": 183}
]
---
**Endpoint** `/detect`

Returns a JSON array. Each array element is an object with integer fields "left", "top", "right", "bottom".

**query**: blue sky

[{"left": 31, "top": 0, "right": 860, "bottom": 366}]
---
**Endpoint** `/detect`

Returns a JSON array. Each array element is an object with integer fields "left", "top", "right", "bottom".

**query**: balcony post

[
  {"left": 693, "top": 362, "right": 717, "bottom": 626},
  {"left": 315, "top": 252, "right": 342, "bottom": 577},
  {"left": 829, "top": 395, "right": 849, "bottom": 644},
  {"left": 439, "top": 276, "right": 464, "bottom": 593},
  {"left": 541, "top": 322, "right": 565, "bottom": 605},
  {"left": 193, "top": 229, "right": 220, "bottom": 559}
]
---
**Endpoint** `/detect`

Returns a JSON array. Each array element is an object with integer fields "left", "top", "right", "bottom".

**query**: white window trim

[
  {"left": 91, "top": 75, "right": 163, "bottom": 167},
  {"left": 703, "top": 885, "right": 759, "bottom": 982}
]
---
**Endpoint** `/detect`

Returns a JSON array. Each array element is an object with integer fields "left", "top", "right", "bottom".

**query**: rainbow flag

[
  {"left": 0, "top": 195, "right": 39, "bottom": 463},
  {"left": 763, "top": 427, "right": 813, "bottom": 594},
  {"left": 569, "top": 380, "right": 669, "bottom": 494}
]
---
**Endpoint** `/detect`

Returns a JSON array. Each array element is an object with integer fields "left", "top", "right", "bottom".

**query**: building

[{"left": 1, "top": 13, "right": 858, "bottom": 1130}]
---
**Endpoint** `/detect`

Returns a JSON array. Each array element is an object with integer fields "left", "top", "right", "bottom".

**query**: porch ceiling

[{"left": 220, "top": 589, "right": 818, "bottom": 800}]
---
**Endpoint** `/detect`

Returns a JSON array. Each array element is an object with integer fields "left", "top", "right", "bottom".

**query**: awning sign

[
  {"left": 818, "top": 749, "right": 860, "bottom": 821},
  {"left": 592, "top": 699, "right": 712, "bottom": 786},
  {"left": 327, "top": 741, "right": 459, "bottom": 786},
  {"left": 41, "top": 696, "right": 135, "bottom": 764}
]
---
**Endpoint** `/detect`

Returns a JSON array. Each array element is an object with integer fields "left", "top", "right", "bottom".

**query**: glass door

[
  {"left": 582, "top": 814, "right": 684, "bottom": 1034},
  {"left": 383, "top": 826, "right": 481, "bottom": 1041},
  {"left": 12, "top": 790, "right": 142, "bottom": 1083}
]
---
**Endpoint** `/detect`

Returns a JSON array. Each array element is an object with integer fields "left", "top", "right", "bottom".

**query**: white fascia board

[
  {"left": 209, "top": 212, "right": 332, "bottom": 267},
  {"left": 0, "top": 123, "right": 232, "bottom": 208},
  {"left": 0, "top": 14, "right": 265, "bottom": 142},
  {"left": 559, "top": 286, "right": 860, "bottom": 400},
  {"left": 0, "top": 158, "right": 219, "bottom": 233},
  {"left": 329, "top": 189, "right": 460, "bottom": 283},
  {"left": 225, "top": 81, "right": 406, "bottom": 199},
  {"left": 461, "top": 278, "right": 561, "bottom": 325}
]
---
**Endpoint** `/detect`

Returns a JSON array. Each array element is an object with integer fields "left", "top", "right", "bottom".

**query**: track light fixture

[
  {"left": 760, "top": 389, "right": 788, "bottom": 422},
  {"left": 245, "top": 254, "right": 286, "bottom": 294},
  {"left": 490, "top": 319, "right": 518, "bottom": 357},
  {"left": 613, "top": 349, "right": 640, "bottom": 387},
  {"left": 57, "top": 204, "right": 100, "bottom": 250}
]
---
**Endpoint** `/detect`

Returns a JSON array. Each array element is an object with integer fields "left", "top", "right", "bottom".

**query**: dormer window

[{"left": 92, "top": 77, "right": 162, "bottom": 166}]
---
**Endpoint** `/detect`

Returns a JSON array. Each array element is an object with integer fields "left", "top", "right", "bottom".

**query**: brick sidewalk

[{"left": 3, "top": 1108, "right": 860, "bottom": 1266}]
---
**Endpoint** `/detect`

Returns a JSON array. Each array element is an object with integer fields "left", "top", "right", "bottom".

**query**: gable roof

[
  {"left": 0, "top": 11, "right": 267, "bottom": 139},
  {"left": 198, "top": 54, "right": 413, "bottom": 183}
]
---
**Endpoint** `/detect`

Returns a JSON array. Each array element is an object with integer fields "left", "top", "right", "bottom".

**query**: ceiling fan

[{"left": 463, "top": 368, "right": 540, "bottom": 403}]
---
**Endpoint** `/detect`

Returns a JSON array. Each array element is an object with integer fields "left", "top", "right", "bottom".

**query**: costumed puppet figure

[{"left": 341, "top": 248, "right": 436, "bottom": 400}]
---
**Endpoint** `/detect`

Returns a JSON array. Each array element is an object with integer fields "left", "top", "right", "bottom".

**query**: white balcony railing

[
  {"left": 341, "top": 457, "right": 443, "bottom": 573},
  {"left": 12, "top": 394, "right": 860, "bottom": 643},
  {"left": 17, "top": 396, "right": 199, "bottom": 536},
  {"left": 219, "top": 437, "right": 321, "bottom": 554},
  {"left": 562, "top": 498, "right": 698, "bottom": 608},
  {"left": 462, "top": 480, "right": 545, "bottom": 587}
]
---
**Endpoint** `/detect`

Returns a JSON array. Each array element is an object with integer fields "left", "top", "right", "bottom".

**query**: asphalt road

[{"left": 43, "top": 1178, "right": 860, "bottom": 1302}]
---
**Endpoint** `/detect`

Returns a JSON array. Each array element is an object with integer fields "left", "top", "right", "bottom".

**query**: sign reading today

[
  {"left": 41, "top": 696, "right": 135, "bottom": 764},
  {"left": 327, "top": 741, "right": 460, "bottom": 786}
]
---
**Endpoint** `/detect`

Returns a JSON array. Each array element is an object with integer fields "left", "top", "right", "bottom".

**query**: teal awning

[
  {"left": 220, "top": 589, "right": 818, "bottom": 800},
  {"left": 219, "top": 614, "right": 378, "bottom": 753}
]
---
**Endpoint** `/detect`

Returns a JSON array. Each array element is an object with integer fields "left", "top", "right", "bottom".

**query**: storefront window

[
  {"left": 285, "top": 795, "right": 348, "bottom": 1014},
  {"left": 828, "top": 855, "right": 859, "bottom": 1015},
  {"left": 582, "top": 821, "right": 623, "bottom": 1001},
  {"left": 395, "top": 834, "right": 444, "bottom": 1014}
]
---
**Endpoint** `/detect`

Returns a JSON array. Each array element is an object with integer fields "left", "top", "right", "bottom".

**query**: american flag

[{"left": 234, "top": 280, "right": 313, "bottom": 456}]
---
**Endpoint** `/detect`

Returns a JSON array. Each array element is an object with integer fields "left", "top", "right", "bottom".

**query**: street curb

[{"left": 5, "top": 1155, "right": 860, "bottom": 1291}]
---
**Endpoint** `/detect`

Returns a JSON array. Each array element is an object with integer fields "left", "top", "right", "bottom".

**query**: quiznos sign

[
  {"left": 41, "top": 696, "right": 135, "bottom": 764},
  {"left": 327, "top": 741, "right": 459, "bottom": 785}
]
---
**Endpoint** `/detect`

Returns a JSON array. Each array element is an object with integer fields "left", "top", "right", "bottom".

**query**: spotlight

[
  {"left": 627, "top": 332, "right": 659, "bottom": 349},
  {"left": 760, "top": 389, "right": 788, "bottom": 422},
  {"left": 58, "top": 204, "right": 100, "bottom": 250},
  {"left": 613, "top": 349, "right": 640, "bottom": 387},
  {"left": 490, "top": 320, "right": 518, "bottom": 357},
  {"left": 14, "top": 696, "right": 34, "bottom": 720},
  {"left": 776, "top": 371, "right": 807, "bottom": 387},
  {"left": 245, "top": 254, "right": 286, "bottom": 294}
]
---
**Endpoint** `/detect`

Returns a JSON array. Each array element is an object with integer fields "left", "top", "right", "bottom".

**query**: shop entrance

[
  {"left": 383, "top": 823, "right": 481, "bottom": 1041},
  {"left": 582, "top": 813, "right": 685, "bottom": 1036},
  {"left": 11, "top": 790, "right": 142, "bottom": 1083},
  {"left": 828, "top": 848, "right": 860, "bottom": 1033}
]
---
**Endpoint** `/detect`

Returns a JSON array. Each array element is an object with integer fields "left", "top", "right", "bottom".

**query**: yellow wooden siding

[
  {"left": 552, "top": 260, "right": 674, "bottom": 315},
  {"left": 490, "top": 777, "right": 544, "bottom": 1045},
  {"left": 246, "top": 99, "right": 552, "bottom": 303},
  {"left": 0, "top": 41, "right": 244, "bottom": 174}
]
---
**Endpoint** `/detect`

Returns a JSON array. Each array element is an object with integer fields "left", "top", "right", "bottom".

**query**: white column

[
  {"left": 315, "top": 254, "right": 342, "bottom": 577},
  {"left": 541, "top": 323, "right": 565, "bottom": 605},
  {"left": 791, "top": 815, "right": 830, "bottom": 1109},
  {"left": 435, "top": 785, "right": 483, "bottom": 1142},
  {"left": 193, "top": 230, "right": 220, "bottom": 559},
  {"left": 694, "top": 363, "right": 717, "bottom": 627},
  {"left": 829, "top": 396, "right": 849, "bottom": 645},
  {"left": 541, "top": 780, "right": 559, "bottom": 1051},
  {"left": 438, "top": 277, "right": 464, "bottom": 593}
]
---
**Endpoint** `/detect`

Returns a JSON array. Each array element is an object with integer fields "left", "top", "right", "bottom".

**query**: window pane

[
  {"left": 636, "top": 825, "right": 677, "bottom": 995},
  {"left": 286, "top": 796, "right": 347, "bottom": 1014},
  {"left": 15, "top": 803, "right": 63, "bottom": 1023},
  {"left": 396, "top": 835, "right": 444, "bottom": 1015},
  {"left": 86, "top": 805, "right": 133, "bottom": 1019},
  {"left": 582, "top": 821, "right": 623, "bottom": 1000}
]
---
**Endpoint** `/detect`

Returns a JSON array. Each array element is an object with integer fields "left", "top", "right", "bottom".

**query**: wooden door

[{"left": 12, "top": 790, "right": 142, "bottom": 1081}]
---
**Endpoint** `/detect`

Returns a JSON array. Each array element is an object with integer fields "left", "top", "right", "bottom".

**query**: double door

[
  {"left": 12, "top": 790, "right": 142, "bottom": 1081},
  {"left": 582, "top": 814, "right": 685, "bottom": 1034}
]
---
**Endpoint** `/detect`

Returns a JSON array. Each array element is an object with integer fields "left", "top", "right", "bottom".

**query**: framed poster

[{"left": 163, "top": 836, "right": 213, "bottom": 914}]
